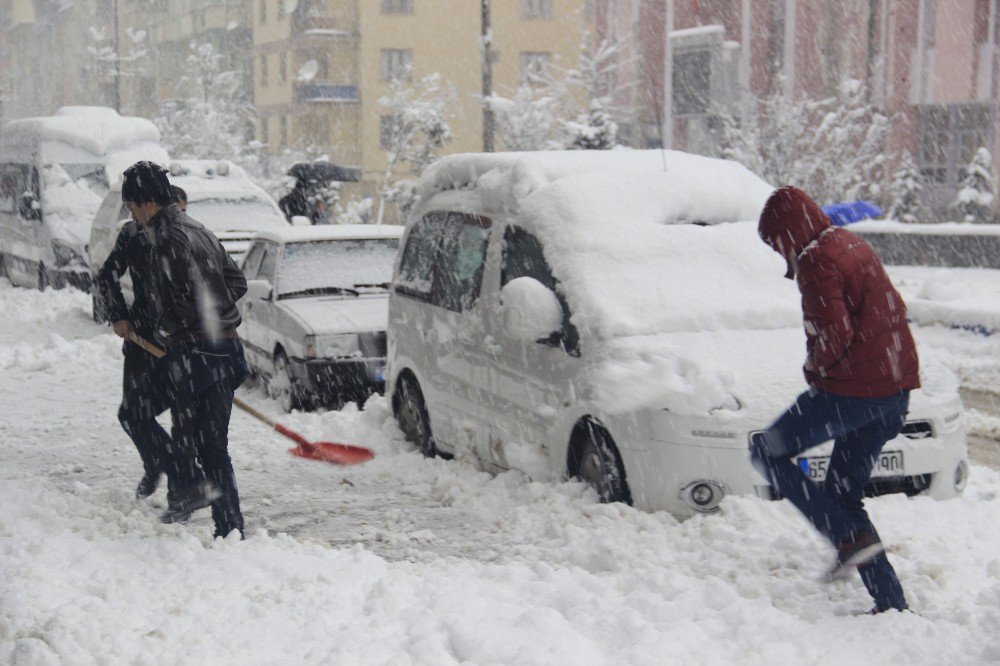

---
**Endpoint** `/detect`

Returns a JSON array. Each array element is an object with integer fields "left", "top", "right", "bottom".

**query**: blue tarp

[{"left": 822, "top": 201, "right": 883, "bottom": 226}]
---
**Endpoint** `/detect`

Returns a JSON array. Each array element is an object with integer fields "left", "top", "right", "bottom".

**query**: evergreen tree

[
  {"left": 951, "top": 147, "right": 997, "bottom": 223},
  {"left": 887, "top": 150, "right": 928, "bottom": 223}
]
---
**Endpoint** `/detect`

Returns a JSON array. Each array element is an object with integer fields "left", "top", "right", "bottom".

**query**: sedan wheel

[
  {"left": 268, "top": 351, "right": 300, "bottom": 413},
  {"left": 574, "top": 423, "right": 631, "bottom": 505},
  {"left": 396, "top": 378, "right": 437, "bottom": 458}
]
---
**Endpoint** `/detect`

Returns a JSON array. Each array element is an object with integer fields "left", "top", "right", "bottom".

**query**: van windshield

[
  {"left": 187, "top": 197, "right": 288, "bottom": 233},
  {"left": 277, "top": 239, "right": 399, "bottom": 298}
]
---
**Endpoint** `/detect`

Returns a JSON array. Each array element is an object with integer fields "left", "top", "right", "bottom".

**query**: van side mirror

[
  {"left": 499, "top": 277, "right": 563, "bottom": 344},
  {"left": 19, "top": 193, "right": 40, "bottom": 221},
  {"left": 246, "top": 279, "right": 273, "bottom": 301}
]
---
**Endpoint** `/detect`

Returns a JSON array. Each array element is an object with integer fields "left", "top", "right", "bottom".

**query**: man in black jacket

[
  {"left": 97, "top": 186, "right": 189, "bottom": 500},
  {"left": 117, "top": 161, "right": 248, "bottom": 538}
]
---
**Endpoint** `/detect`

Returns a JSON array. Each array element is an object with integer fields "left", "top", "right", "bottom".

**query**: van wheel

[
  {"left": 570, "top": 422, "right": 632, "bottom": 505},
  {"left": 395, "top": 377, "right": 438, "bottom": 458},
  {"left": 268, "top": 351, "right": 303, "bottom": 413}
]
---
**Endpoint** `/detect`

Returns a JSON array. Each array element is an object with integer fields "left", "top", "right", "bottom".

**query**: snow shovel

[{"left": 126, "top": 332, "right": 375, "bottom": 466}]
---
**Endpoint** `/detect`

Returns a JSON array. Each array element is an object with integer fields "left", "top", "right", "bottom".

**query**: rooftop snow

[
  {"left": 0, "top": 107, "right": 160, "bottom": 157},
  {"left": 417, "top": 150, "right": 780, "bottom": 340},
  {"left": 254, "top": 224, "right": 404, "bottom": 245}
]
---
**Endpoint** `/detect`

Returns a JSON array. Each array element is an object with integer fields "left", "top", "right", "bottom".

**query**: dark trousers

[
  {"left": 120, "top": 343, "right": 190, "bottom": 504},
  {"left": 118, "top": 338, "right": 247, "bottom": 537},
  {"left": 749, "top": 387, "right": 909, "bottom": 612}
]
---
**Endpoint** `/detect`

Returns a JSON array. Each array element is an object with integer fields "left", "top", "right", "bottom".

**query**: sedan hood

[
  {"left": 279, "top": 295, "right": 389, "bottom": 335},
  {"left": 588, "top": 327, "right": 959, "bottom": 421}
]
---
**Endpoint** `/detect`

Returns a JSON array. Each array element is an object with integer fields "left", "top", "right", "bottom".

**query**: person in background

[
  {"left": 117, "top": 161, "right": 248, "bottom": 539},
  {"left": 96, "top": 184, "right": 188, "bottom": 501},
  {"left": 751, "top": 185, "right": 919, "bottom": 615}
]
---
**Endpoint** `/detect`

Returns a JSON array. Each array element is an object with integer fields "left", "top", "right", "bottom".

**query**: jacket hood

[{"left": 758, "top": 186, "right": 831, "bottom": 279}]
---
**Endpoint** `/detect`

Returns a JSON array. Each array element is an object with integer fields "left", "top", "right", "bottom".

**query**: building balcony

[
  {"left": 295, "top": 83, "right": 358, "bottom": 103},
  {"left": 293, "top": 2, "right": 358, "bottom": 37}
]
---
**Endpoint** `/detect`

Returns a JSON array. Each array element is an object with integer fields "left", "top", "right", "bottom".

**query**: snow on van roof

[
  {"left": 416, "top": 150, "right": 783, "bottom": 341},
  {"left": 253, "top": 224, "right": 404, "bottom": 244},
  {"left": 0, "top": 107, "right": 160, "bottom": 157}
]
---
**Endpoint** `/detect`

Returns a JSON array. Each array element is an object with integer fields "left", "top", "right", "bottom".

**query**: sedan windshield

[{"left": 277, "top": 239, "right": 399, "bottom": 298}]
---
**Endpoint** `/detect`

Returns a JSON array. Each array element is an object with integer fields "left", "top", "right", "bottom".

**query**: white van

[
  {"left": 0, "top": 107, "right": 165, "bottom": 290},
  {"left": 386, "top": 151, "right": 969, "bottom": 518}
]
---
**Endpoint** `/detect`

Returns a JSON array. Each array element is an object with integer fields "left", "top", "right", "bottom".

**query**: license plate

[{"left": 797, "top": 451, "right": 904, "bottom": 482}]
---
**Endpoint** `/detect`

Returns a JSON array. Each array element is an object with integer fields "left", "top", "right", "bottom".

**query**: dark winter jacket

[
  {"left": 278, "top": 188, "right": 309, "bottom": 222},
  {"left": 147, "top": 204, "right": 247, "bottom": 346},
  {"left": 95, "top": 221, "right": 158, "bottom": 338},
  {"left": 758, "top": 186, "right": 920, "bottom": 398}
]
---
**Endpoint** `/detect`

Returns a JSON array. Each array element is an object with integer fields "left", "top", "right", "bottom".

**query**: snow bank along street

[{"left": 3, "top": 281, "right": 1000, "bottom": 664}]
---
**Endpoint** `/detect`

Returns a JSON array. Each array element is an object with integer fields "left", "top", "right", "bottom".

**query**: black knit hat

[{"left": 121, "top": 161, "right": 173, "bottom": 205}]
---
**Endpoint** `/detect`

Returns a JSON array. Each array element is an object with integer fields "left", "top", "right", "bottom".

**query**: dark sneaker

[
  {"left": 159, "top": 481, "right": 221, "bottom": 524},
  {"left": 135, "top": 472, "right": 160, "bottom": 499},
  {"left": 826, "top": 532, "right": 885, "bottom": 581}
]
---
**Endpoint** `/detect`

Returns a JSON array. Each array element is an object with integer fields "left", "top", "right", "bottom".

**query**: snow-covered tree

[
  {"left": 951, "top": 147, "right": 997, "bottom": 223},
  {"left": 86, "top": 25, "right": 147, "bottom": 82},
  {"left": 155, "top": 42, "right": 255, "bottom": 167},
  {"left": 886, "top": 151, "right": 929, "bottom": 223},
  {"left": 377, "top": 71, "right": 456, "bottom": 223},
  {"left": 719, "top": 78, "right": 889, "bottom": 204},
  {"left": 488, "top": 32, "right": 635, "bottom": 152}
]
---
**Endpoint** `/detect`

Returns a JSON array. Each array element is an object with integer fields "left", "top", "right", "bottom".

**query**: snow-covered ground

[{"left": 3, "top": 280, "right": 1000, "bottom": 664}]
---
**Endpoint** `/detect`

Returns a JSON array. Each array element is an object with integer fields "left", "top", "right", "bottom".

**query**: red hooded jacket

[{"left": 758, "top": 186, "right": 920, "bottom": 398}]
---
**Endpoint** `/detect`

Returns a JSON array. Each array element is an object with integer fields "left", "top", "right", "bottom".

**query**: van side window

[
  {"left": 0, "top": 164, "right": 27, "bottom": 214},
  {"left": 432, "top": 214, "right": 491, "bottom": 312},
  {"left": 396, "top": 212, "right": 450, "bottom": 301},
  {"left": 501, "top": 226, "right": 580, "bottom": 356},
  {"left": 242, "top": 242, "right": 266, "bottom": 280}
]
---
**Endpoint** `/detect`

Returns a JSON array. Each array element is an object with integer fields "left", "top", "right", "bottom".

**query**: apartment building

[
  {"left": 595, "top": 0, "right": 999, "bottom": 215},
  {"left": 120, "top": 0, "right": 253, "bottom": 119},
  {"left": 0, "top": 0, "right": 120, "bottom": 119},
  {"left": 253, "top": 0, "right": 590, "bottom": 203}
]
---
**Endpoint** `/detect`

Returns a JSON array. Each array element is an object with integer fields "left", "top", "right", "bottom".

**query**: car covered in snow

[
  {"left": 0, "top": 106, "right": 166, "bottom": 290},
  {"left": 88, "top": 159, "right": 289, "bottom": 319},
  {"left": 239, "top": 225, "right": 403, "bottom": 411},
  {"left": 387, "top": 150, "right": 970, "bottom": 518}
]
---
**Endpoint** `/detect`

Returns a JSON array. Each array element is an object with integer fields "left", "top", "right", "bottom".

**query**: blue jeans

[
  {"left": 119, "top": 338, "right": 247, "bottom": 537},
  {"left": 749, "top": 387, "right": 909, "bottom": 612}
]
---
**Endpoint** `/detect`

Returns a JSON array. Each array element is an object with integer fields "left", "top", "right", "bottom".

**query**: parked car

[
  {"left": 387, "top": 150, "right": 969, "bottom": 518},
  {"left": 0, "top": 106, "right": 166, "bottom": 290},
  {"left": 239, "top": 225, "right": 403, "bottom": 411},
  {"left": 88, "top": 159, "right": 289, "bottom": 319}
]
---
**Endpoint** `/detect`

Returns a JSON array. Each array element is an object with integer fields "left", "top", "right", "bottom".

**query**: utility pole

[
  {"left": 113, "top": 0, "right": 121, "bottom": 112},
  {"left": 481, "top": 0, "right": 494, "bottom": 152}
]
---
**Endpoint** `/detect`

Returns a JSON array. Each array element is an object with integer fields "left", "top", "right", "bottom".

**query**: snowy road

[{"left": 3, "top": 281, "right": 1000, "bottom": 664}]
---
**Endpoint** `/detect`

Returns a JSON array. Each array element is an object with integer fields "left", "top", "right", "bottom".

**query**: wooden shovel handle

[{"left": 126, "top": 331, "right": 166, "bottom": 359}]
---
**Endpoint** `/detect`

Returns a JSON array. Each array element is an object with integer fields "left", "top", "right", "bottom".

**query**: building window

[
  {"left": 380, "top": 115, "right": 394, "bottom": 149},
  {"left": 260, "top": 54, "right": 269, "bottom": 87},
  {"left": 522, "top": 0, "right": 552, "bottom": 19},
  {"left": 381, "top": 0, "right": 413, "bottom": 13},
  {"left": 277, "top": 0, "right": 285, "bottom": 19},
  {"left": 380, "top": 49, "right": 412, "bottom": 81},
  {"left": 673, "top": 50, "right": 711, "bottom": 115},
  {"left": 279, "top": 116, "right": 288, "bottom": 147},
  {"left": 279, "top": 52, "right": 287, "bottom": 85},
  {"left": 319, "top": 55, "right": 330, "bottom": 80},
  {"left": 260, "top": 117, "right": 269, "bottom": 144},
  {"left": 259, "top": 0, "right": 267, "bottom": 24},
  {"left": 918, "top": 104, "right": 993, "bottom": 184},
  {"left": 518, "top": 52, "right": 551, "bottom": 84}
]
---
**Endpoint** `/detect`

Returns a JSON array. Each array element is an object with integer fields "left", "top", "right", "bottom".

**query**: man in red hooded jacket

[{"left": 751, "top": 186, "right": 920, "bottom": 614}]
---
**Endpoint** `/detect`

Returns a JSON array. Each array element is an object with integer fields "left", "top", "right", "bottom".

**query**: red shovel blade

[
  {"left": 289, "top": 442, "right": 375, "bottom": 465},
  {"left": 274, "top": 423, "right": 374, "bottom": 466}
]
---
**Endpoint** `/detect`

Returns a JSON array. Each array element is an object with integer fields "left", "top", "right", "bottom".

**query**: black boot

[
  {"left": 160, "top": 481, "right": 221, "bottom": 524},
  {"left": 135, "top": 471, "right": 161, "bottom": 499}
]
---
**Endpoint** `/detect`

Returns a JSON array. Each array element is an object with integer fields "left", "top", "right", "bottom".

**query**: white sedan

[{"left": 239, "top": 225, "right": 403, "bottom": 411}]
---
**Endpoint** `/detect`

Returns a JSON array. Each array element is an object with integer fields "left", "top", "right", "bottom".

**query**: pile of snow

[
  {"left": 2, "top": 280, "right": 1000, "bottom": 664},
  {"left": 886, "top": 266, "right": 1000, "bottom": 334}
]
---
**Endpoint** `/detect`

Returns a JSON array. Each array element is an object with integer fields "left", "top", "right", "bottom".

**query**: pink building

[{"left": 594, "top": 0, "right": 999, "bottom": 215}]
